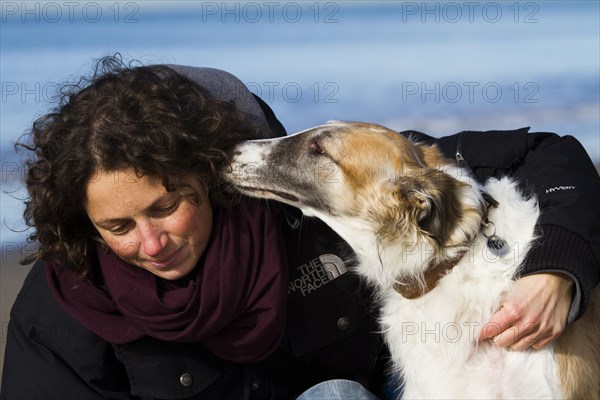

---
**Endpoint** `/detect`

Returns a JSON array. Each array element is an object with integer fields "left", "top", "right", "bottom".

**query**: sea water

[{"left": 1, "top": 1, "right": 598, "bottom": 246}]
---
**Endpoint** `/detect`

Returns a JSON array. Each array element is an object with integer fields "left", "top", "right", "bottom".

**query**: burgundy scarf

[{"left": 47, "top": 200, "right": 288, "bottom": 363}]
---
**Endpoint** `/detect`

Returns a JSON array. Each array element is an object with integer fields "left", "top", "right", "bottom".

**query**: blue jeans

[{"left": 296, "top": 379, "right": 381, "bottom": 400}]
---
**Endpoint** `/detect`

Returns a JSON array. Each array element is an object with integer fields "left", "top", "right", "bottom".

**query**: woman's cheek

[{"left": 103, "top": 234, "right": 139, "bottom": 260}]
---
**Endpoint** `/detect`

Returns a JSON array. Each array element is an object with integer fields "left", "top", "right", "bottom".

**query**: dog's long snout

[
  {"left": 231, "top": 140, "right": 267, "bottom": 162},
  {"left": 222, "top": 139, "right": 276, "bottom": 182}
]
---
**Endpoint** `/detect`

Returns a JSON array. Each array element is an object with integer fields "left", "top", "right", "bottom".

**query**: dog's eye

[{"left": 309, "top": 140, "right": 326, "bottom": 156}]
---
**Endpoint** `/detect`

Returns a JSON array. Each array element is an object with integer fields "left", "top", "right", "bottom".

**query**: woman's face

[{"left": 84, "top": 169, "right": 213, "bottom": 280}]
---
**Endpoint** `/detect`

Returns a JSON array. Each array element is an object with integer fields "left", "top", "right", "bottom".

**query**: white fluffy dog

[{"left": 223, "top": 121, "right": 600, "bottom": 399}]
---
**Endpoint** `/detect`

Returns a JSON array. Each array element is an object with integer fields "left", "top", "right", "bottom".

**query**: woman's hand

[{"left": 479, "top": 273, "right": 574, "bottom": 350}]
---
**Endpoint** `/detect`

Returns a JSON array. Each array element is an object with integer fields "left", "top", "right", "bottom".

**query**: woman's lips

[{"left": 148, "top": 247, "right": 183, "bottom": 269}]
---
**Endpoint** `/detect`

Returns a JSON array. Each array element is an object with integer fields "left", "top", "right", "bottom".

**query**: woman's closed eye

[
  {"left": 99, "top": 201, "right": 179, "bottom": 236},
  {"left": 107, "top": 221, "right": 134, "bottom": 235},
  {"left": 151, "top": 199, "right": 180, "bottom": 217}
]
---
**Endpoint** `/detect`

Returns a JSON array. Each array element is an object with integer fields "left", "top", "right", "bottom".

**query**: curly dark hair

[{"left": 18, "top": 55, "right": 270, "bottom": 275}]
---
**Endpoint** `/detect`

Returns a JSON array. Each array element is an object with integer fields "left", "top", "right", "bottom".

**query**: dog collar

[
  {"left": 393, "top": 250, "right": 468, "bottom": 299},
  {"left": 392, "top": 190, "right": 499, "bottom": 299}
]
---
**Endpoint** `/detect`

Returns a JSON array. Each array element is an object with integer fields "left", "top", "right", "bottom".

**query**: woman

[{"left": 2, "top": 56, "right": 599, "bottom": 399}]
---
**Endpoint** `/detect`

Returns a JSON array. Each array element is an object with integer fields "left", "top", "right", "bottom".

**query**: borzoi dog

[{"left": 223, "top": 121, "right": 599, "bottom": 399}]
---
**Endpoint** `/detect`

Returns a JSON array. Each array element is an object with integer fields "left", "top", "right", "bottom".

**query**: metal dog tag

[
  {"left": 487, "top": 234, "right": 507, "bottom": 251},
  {"left": 482, "top": 220, "right": 508, "bottom": 256}
]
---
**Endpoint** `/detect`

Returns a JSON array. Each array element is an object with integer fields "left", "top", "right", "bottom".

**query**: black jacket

[{"left": 2, "top": 67, "right": 599, "bottom": 399}]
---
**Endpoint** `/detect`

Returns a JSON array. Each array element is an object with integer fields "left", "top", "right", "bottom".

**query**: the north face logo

[{"left": 289, "top": 254, "right": 348, "bottom": 296}]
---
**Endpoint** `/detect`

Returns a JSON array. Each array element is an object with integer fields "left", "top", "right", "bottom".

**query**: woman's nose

[{"left": 138, "top": 221, "right": 168, "bottom": 257}]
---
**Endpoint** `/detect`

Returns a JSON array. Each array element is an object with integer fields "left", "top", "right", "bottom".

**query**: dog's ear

[
  {"left": 406, "top": 189, "right": 433, "bottom": 223},
  {"left": 403, "top": 170, "right": 465, "bottom": 246}
]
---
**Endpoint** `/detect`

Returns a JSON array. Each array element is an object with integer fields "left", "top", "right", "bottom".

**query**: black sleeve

[
  {"left": 510, "top": 133, "right": 600, "bottom": 322},
  {"left": 401, "top": 128, "right": 600, "bottom": 321}
]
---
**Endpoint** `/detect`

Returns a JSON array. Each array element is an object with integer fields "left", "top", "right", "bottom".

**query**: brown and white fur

[{"left": 223, "top": 121, "right": 600, "bottom": 399}]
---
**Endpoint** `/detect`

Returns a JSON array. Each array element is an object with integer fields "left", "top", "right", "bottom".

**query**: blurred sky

[{"left": 1, "top": 0, "right": 599, "bottom": 245}]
